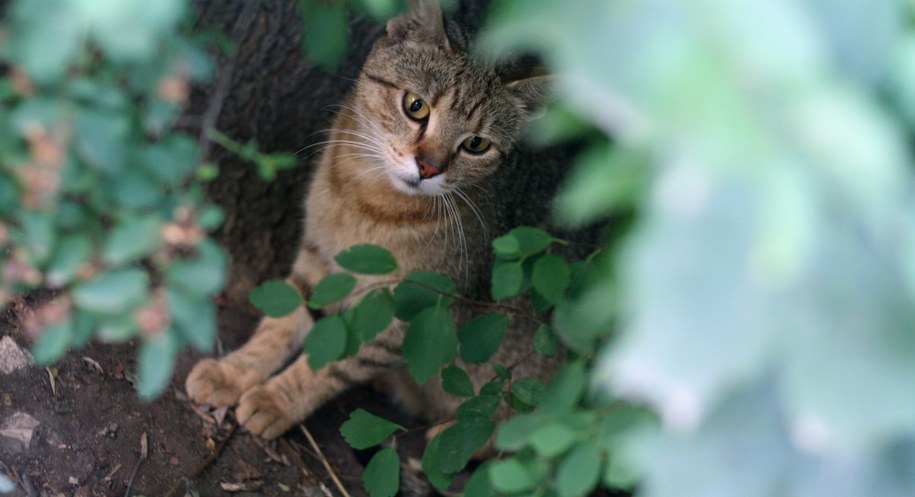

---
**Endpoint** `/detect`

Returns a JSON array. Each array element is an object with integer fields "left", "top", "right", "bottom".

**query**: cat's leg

[
  {"left": 185, "top": 243, "right": 327, "bottom": 406},
  {"left": 236, "top": 323, "right": 406, "bottom": 439}
]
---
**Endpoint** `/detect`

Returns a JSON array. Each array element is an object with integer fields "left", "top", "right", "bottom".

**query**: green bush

[{"left": 0, "top": 0, "right": 224, "bottom": 399}]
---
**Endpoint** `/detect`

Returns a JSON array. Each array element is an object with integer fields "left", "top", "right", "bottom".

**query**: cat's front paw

[
  {"left": 185, "top": 358, "right": 246, "bottom": 407},
  {"left": 236, "top": 385, "right": 295, "bottom": 440}
]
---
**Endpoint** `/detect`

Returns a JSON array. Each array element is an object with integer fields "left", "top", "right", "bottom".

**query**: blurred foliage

[
  {"left": 483, "top": 0, "right": 915, "bottom": 496},
  {"left": 0, "top": 0, "right": 223, "bottom": 399}
]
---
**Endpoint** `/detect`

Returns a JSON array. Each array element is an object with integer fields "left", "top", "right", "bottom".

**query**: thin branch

[{"left": 299, "top": 424, "right": 353, "bottom": 497}]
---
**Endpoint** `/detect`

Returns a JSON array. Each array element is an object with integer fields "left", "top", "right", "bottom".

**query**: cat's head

[{"left": 347, "top": 0, "right": 549, "bottom": 197}]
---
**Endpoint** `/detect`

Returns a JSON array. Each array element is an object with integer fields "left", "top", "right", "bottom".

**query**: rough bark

[{"left": 189, "top": 0, "right": 490, "bottom": 306}]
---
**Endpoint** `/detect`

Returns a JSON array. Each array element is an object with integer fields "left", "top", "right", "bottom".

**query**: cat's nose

[{"left": 416, "top": 157, "right": 443, "bottom": 180}]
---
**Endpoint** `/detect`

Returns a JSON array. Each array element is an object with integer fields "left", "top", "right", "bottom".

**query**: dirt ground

[{"left": 0, "top": 298, "right": 434, "bottom": 497}]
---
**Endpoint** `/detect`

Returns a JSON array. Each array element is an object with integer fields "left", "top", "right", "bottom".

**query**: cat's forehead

[{"left": 367, "top": 44, "right": 500, "bottom": 98}]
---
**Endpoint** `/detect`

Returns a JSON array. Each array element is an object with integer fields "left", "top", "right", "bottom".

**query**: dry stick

[
  {"left": 123, "top": 432, "right": 148, "bottom": 497},
  {"left": 300, "top": 424, "right": 353, "bottom": 497},
  {"left": 162, "top": 421, "right": 239, "bottom": 497}
]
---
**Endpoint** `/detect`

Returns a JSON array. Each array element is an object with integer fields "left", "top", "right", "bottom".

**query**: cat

[{"left": 185, "top": 0, "right": 569, "bottom": 440}]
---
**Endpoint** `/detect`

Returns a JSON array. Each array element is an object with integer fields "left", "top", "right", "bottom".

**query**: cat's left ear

[
  {"left": 386, "top": 0, "right": 451, "bottom": 50},
  {"left": 507, "top": 75, "right": 552, "bottom": 119}
]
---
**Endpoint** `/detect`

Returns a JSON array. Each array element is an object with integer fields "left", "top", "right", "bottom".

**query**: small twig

[
  {"left": 123, "top": 432, "right": 148, "bottom": 497},
  {"left": 299, "top": 424, "right": 353, "bottom": 497},
  {"left": 162, "top": 421, "right": 238, "bottom": 497},
  {"left": 197, "top": 56, "right": 235, "bottom": 162}
]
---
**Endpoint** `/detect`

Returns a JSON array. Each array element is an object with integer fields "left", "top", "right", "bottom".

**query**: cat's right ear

[
  {"left": 386, "top": 0, "right": 450, "bottom": 50},
  {"left": 508, "top": 75, "right": 552, "bottom": 119}
]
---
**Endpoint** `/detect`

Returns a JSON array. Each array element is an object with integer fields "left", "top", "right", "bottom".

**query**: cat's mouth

[{"left": 390, "top": 172, "right": 447, "bottom": 197}]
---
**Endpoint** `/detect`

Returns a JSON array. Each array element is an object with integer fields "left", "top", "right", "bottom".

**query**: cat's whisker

[
  {"left": 441, "top": 193, "right": 468, "bottom": 281},
  {"left": 453, "top": 187, "right": 490, "bottom": 242},
  {"left": 317, "top": 127, "right": 388, "bottom": 150},
  {"left": 299, "top": 139, "right": 383, "bottom": 155},
  {"left": 330, "top": 104, "right": 387, "bottom": 137}
]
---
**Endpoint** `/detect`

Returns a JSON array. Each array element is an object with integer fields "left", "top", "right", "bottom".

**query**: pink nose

[{"left": 417, "top": 158, "right": 442, "bottom": 179}]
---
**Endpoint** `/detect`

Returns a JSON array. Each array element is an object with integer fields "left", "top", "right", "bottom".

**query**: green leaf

[
  {"left": 6, "top": 0, "right": 82, "bottom": 83},
  {"left": 139, "top": 134, "right": 199, "bottom": 185},
  {"left": 403, "top": 306, "right": 457, "bottom": 383},
  {"left": 490, "top": 458, "right": 535, "bottom": 494},
  {"left": 438, "top": 417, "right": 496, "bottom": 474},
  {"left": 32, "top": 319, "right": 73, "bottom": 365},
  {"left": 422, "top": 433, "right": 454, "bottom": 492},
  {"left": 393, "top": 271, "right": 455, "bottom": 320},
  {"left": 529, "top": 422, "right": 577, "bottom": 458},
  {"left": 308, "top": 273, "right": 356, "bottom": 309},
  {"left": 137, "top": 329, "right": 178, "bottom": 400},
  {"left": 463, "top": 461, "right": 496, "bottom": 497},
  {"left": 46, "top": 234, "right": 92, "bottom": 286},
  {"left": 304, "top": 316, "right": 348, "bottom": 370},
  {"left": 556, "top": 142, "right": 645, "bottom": 226},
  {"left": 74, "top": 109, "right": 130, "bottom": 173},
  {"left": 604, "top": 454, "right": 638, "bottom": 490},
  {"left": 442, "top": 365, "right": 475, "bottom": 397},
  {"left": 301, "top": 1, "right": 349, "bottom": 70},
  {"left": 534, "top": 324, "right": 559, "bottom": 356},
  {"left": 512, "top": 377, "right": 546, "bottom": 409},
  {"left": 249, "top": 279, "right": 303, "bottom": 317},
  {"left": 165, "top": 240, "right": 226, "bottom": 296},
  {"left": 491, "top": 261, "right": 525, "bottom": 301},
  {"left": 348, "top": 288, "right": 395, "bottom": 341},
  {"left": 113, "top": 169, "right": 161, "bottom": 209},
  {"left": 456, "top": 391, "right": 501, "bottom": 421},
  {"left": 95, "top": 314, "right": 139, "bottom": 341},
  {"left": 73, "top": 269, "right": 149, "bottom": 314},
  {"left": 532, "top": 254, "right": 571, "bottom": 304},
  {"left": 596, "top": 405, "right": 656, "bottom": 450},
  {"left": 495, "top": 413, "right": 544, "bottom": 451},
  {"left": 458, "top": 313, "right": 507, "bottom": 364},
  {"left": 363, "top": 448, "right": 400, "bottom": 497},
  {"left": 102, "top": 214, "right": 163, "bottom": 265},
  {"left": 339, "top": 409, "right": 404, "bottom": 449},
  {"left": 556, "top": 441, "right": 602, "bottom": 497},
  {"left": 492, "top": 226, "right": 553, "bottom": 260},
  {"left": 167, "top": 288, "right": 215, "bottom": 352},
  {"left": 17, "top": 210, "right": 56, "bottom": 263},
  {"left": 539, "top": 362, "right": 587, "bottom": 415},
  {"left": 335, "top": 244, "right": 398, "bottom": 275}
]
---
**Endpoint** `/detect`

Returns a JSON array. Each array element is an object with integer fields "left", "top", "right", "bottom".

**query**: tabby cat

[{"left": 186, "top": 0, "right": 567, "bottom": 440}]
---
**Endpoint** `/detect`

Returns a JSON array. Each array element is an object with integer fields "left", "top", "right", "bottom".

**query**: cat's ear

[
  {"left": 386, "top": 0, "right": 450, "bottom": 50},
  {"left": 507, "top": 75, "right": 552, "bottom": 119}
]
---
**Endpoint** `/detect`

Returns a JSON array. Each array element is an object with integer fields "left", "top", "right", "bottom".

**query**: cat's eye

[
  {"left": 403, "top": 91, "right": 430, "bottom": 121},
  {"left": 461, "top": 135, "right": 491, "bottom": 154}
]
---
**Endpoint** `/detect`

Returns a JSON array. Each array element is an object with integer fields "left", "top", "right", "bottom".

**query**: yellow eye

[
  {"left": 461, "top": 135, "right": 491, "bottom": 154},
  {"left": 403, "top": 91, "right": 430, "bottom": 120}
]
